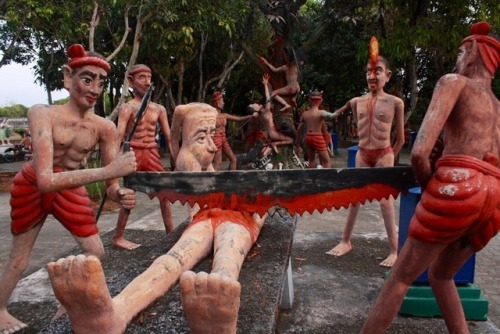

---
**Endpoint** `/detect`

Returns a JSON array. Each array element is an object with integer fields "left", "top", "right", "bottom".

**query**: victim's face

[
  {"left": 70, "top": 65, "right": 107, "bottom": 109},
  {"left": 184, "top": 111, "right": 218, "bottom": 169}
]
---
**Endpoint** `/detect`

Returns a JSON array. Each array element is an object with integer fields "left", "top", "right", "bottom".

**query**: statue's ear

[
  {"left": 386, "top": 69, "right": 393, "bottom": 81},
  {"left": 62, "top": 65, "right": 73, "bottom": 91},
  {"left": 467, "top": 39, "right": 479, "bottom": 68}
]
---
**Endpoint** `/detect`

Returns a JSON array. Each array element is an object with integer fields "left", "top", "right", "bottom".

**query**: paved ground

[{"left": 0, "top": 147, "right": 499, "bottom": 333}]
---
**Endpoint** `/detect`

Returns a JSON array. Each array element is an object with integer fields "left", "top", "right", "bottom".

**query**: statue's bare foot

[
  {"left": 325, "top": 241, "right": 352, "bottom": 257},
  {"left": 180, "top": 271, "right": 240, "bottom": 334},
  {"left": 111, "top": 236, "right": 141, "bottom": 250},
  {"left": 379, "top": 253, "right": 397, "bottom": 267},
  {"left": 47, "top": 255, "right": 126, "bottom": 334},
  {"left": 0, "top": 309, "right": 28, "bottom": 334}
]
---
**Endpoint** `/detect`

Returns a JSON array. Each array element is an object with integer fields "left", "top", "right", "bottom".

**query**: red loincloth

[
  {"left": 10, "top": 163, "right": 98, "bottom": 237},
  {"left": 409, "top": 154, "right": 500, "bottom": 251},
  {"left": 131, "top": 142, "right": 164, "bottom": 172},
  {"left": 305, "top": 132, "right": 327, "bottom": 152},
  {"left": 186, "top": 208, "right": 261, "bottom": 244},
  {"left": 358, "top": 146, "right": 393, "bottom": 167},
  {"left": 131, "top": 143, "right": 167, "bottom": 200},
  {"left": 213, "top": 132, "right": 231, "bottom": 151}
]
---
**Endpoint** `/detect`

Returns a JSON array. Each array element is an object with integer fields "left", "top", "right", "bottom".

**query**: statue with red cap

[
  {"left": 0, "top": 44, "right": 137, "bottom": 334},
  {"left": 361, "top": 22, "right": 500, "bottom": 334},
  {"left": 295, "top": 90, "right": 337, "bottom": 168},
  {"left": 112, "top": 64, "right": 174, "bottom": 250}
]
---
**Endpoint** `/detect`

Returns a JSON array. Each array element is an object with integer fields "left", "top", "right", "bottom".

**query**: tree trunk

[
  {"left": 176, "top": 59, "right": 185, "bottom": 105},
  {"left": 109, "top": 9, "right": 150, "bottom": 120}
]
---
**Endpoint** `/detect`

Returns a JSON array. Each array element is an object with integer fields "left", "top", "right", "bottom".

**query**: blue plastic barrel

[
  {"left": 347, "top": 145, "right": 358, "bottom": 168},
  {"left": 409, "top": 131, "right": 417, "bottom": 148},
  {"left": 331, "top": 132, "right": 339, "bottom": 151}
]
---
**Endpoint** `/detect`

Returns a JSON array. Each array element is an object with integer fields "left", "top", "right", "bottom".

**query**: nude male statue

[
  {"left": 251, "top": 73, "right": 295, "bottom": 152},
  {"left": 112, "top": 64, "right": 174, "bottom": 250},
  {"left": 326, "top": 45, "right": 405, "bottom": 267},
  {"left": 47, "top": 102, "right": 267, "bottom": 334},
  {"left": 0, "top": 44, "right": 137, "bottom": 334},
  {"left": 259, "top": 47, "right": 301, "bottom": 112},
  {"left": 361, "top": 21, "right": 499, "bottom": 334}
]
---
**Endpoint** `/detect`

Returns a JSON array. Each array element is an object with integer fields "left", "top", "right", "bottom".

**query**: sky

[{"left": 0, "top": 62, "right": 68, "bottom": 107}]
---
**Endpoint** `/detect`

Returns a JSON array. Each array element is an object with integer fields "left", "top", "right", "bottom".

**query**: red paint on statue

[
  {"left": 157, "top": 184, "right": 400, "bottom": 216},
  {"left": 369, "top": 36, "right": 379, "bottom": 76}
]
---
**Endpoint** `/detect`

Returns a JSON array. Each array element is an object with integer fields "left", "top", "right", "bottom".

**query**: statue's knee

[
  {"left": 9, "top": 256, "right": 29, "bottom": 274},
  {"left": 428, "top": 265, "right": 453, "bottom": 283}
]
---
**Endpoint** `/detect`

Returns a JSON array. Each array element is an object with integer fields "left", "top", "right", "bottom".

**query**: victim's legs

[
  {"left": 0, "top": 224, "right": 42, "bottom": 333},
  {"left": 48, "top": 222, "right": 215, "bottom": 334},
  {"left": 180, "top": 215, "right": 266, "bottom": 334},
  {"left": 48, "top": 255, "right": 127, "bottom": 334}
]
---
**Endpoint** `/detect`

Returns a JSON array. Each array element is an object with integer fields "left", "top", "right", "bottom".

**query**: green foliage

[
  {"left": 0, "top": 0, "right": 498, "bottom": 128},
  {"left": 0, "top": 104, "right": 29, "bottom": 117},
  {"left": 83, "top": 156, "right": 105, "bottom": 201}
]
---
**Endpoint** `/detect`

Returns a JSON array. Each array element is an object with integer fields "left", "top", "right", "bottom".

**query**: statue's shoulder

[
  {"left": 387, "top": 93, "right": 404, "bottom": 105},
  {"left": 438, "top": 73, "right": 466, "bottom": 85},
  {"left": 27, "top": 104, "right": 57, "bottom": 119}
]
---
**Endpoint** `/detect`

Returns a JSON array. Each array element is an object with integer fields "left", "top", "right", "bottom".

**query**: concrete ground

[{"left": 0, "top": 147, "right": 499, "bottom": 333}]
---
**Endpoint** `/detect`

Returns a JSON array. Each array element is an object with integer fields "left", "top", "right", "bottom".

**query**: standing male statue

[
  {"left": 112, "top": 64, "right": 174, "bottom": 250},
  {"left": 0, "top": 44, "right": 137, "bottom": 333},
  {"left": 361, "top": 22, "right": 499, "bottom": 333},
  {"left": 326, "top": 37, "right": 405, "bottom": 267}
]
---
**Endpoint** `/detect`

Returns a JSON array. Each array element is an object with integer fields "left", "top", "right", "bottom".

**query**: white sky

[{"left": 0, "top": 63, "right": 68, "bottom": 107}]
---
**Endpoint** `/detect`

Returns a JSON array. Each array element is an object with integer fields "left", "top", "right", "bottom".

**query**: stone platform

[{"left": 38, "top": 213, "right": 296, "bottom": 333}]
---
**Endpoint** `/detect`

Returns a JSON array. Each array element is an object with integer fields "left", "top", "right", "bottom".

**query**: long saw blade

[{"left": 125, "top": 166, "right": 416, "bottom": 216}]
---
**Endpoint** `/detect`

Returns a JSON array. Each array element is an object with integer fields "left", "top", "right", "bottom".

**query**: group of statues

[{"left": 0, "top": 21, "right": 498, "bottom": 334}]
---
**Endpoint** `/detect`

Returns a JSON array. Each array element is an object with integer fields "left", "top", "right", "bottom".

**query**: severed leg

[
  {"left": 180, "top": 271, "right": 241, "bottom": 334},
  {"left": 47, "top": 255, "right": 127, "bottom": 334}
]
